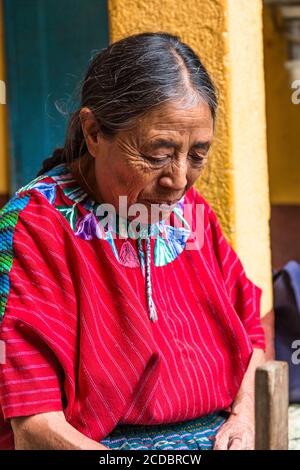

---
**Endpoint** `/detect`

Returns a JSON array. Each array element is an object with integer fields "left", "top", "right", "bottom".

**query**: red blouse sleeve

[
  {"left": 0, "top": 190, "right": 76, "bottom": 421},
  {"left": 205, "top": 199, "right": 266, "bottom": 351}
]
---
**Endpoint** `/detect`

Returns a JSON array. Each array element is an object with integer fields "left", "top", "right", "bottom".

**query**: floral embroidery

[
  {"left": 57, "top": 204, "right": 78, "bottom": 232},
  {"left": 119, "top": 240, "right": 140, "bottom": 268},
  {"left": 104, "top": 229, "right": 120, "bottom": 260},
  {"left": 28, "top": 182, "right": 57, "bottom": 205},
  {"left": 154, "top": 224, "right": 191, "bottom": 267},
  {"left": 16, "top": 174, "right": 48, "bottom": 194},
  {"left": 75, "top": 211, "right": 104, "bottom": 240}
]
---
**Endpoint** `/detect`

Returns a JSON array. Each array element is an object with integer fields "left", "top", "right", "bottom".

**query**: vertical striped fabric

[{"left": 0, "top": 165, "right": 265, "bottom": 449}]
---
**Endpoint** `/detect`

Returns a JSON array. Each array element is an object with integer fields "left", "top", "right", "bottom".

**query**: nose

[{"left": 158, "top": 159, "right": 188, "bottom": 192}]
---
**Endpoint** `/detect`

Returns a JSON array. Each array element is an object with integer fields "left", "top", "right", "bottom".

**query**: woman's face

[{"left": 81, "top": 100, "right": 214, "bottom": 222}]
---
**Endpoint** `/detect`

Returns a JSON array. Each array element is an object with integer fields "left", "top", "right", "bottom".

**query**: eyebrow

[
  {"left": 193, "top": 142, "right": 211, "bottom": 152},
  {"left": 148, "top": 138, "right": 211, "bottom": 152}
]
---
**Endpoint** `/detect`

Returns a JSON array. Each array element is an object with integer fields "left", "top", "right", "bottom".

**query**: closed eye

[
  {"left": 188, "top": 153, "right": 208, "bottom": 166},
  {"left": 139, "top": 153, "right": 171, "bottom": 165},
  {"left": 139, "top": 152, "right": 208, "bottom": 168}
]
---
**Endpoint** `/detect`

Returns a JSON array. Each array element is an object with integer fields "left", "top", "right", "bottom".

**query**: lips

[
  {"left": 142, "top": 196, "right": 182, "bottom": 206},
  {"left": 142, "top": 198, "right": 181, "bottom": 206}
]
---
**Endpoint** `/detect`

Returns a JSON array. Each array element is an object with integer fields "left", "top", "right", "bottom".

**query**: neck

[{"left": 68, "top": 153, "right": 102, "bottom": 204}]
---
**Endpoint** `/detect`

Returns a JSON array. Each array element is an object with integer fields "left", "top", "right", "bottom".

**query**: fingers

[
  {"left": 213, "top": 431, "right": 230, "bottom": 450},
  {"left": 228, "top": 437, "right": 243, "bottom": 450},
  {"left": 212, "top": 417, "right": 255, "bottom": 450},
  {"left": 228, "top": 433, "right": 254, "bottom": 450},
  {"left": 213, "top": 432, "right": 253, "bottom": 450}
]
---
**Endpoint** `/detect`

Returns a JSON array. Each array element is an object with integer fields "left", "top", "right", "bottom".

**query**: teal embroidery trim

[
  {"left": 153, "top": 223, "right": 191, "bottom": 267},
  {"left": 56, "top": 204, "right": 78, "bottom": 232},
  {"left": 0, "top": 194, "right": 31, "bottom": 322},
  {"left": 16, "top": 174, "right": 48, "bottom": 194}
]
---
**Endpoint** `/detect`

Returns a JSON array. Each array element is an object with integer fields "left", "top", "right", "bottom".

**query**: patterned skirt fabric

[{"left": 100, "top": 411, "right": 228, "bottom": 450}]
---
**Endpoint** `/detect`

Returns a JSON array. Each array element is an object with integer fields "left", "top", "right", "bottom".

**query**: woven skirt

[{"left": 100, "top": 411, "right": 228, "bottom": 450}]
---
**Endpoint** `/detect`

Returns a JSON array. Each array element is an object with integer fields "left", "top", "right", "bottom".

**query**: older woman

[{"left": 0, "top": 32, "right": 265, "bottom": 450}]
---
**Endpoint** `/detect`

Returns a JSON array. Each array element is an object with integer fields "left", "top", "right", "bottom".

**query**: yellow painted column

[
  {"left": 226, "top": 0, "right": 272, "bottom": 317},
  {"left": 0, "top": 0, "right": 9, "bottom": 195},
  {"left": 108, "top": 0, "right": 272, "bottom": 316}
]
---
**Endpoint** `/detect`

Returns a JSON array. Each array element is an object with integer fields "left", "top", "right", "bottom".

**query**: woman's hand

[
  {"left": 213, "top": 347, "right": 265, "bottom": 450},
  {"left": 213, "top": 405, "right": 254, "bottom": 450}
]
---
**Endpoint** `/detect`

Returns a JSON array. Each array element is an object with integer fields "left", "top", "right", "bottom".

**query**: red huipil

[{"left": 0, "top": 164, "right": 265, "bottom": 449}]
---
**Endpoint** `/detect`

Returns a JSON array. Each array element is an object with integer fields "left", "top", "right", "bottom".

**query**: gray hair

[{"left": 37, "top": 32, "right": 217, "bottom": 176}]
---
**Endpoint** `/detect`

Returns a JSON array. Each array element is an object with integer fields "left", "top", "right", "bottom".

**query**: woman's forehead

[
  {"left": 137, "top": 101, "right": 213, "bottom": 132},
  {"left": 134, "top": 101, "right": 214, "bottom": 145}
]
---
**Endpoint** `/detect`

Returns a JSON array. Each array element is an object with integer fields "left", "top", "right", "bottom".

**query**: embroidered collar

[{"left": 17, "top": 163, "right": 191, "bottom": 268}]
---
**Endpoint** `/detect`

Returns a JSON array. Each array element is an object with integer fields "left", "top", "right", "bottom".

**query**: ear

[{"left": 79, "top": 107, "right": 100, "bottom": 158}]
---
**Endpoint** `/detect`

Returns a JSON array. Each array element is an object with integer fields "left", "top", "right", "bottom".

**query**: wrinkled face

[{"left": 81, "top": 100, "right": 214, "bottom": 223}]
